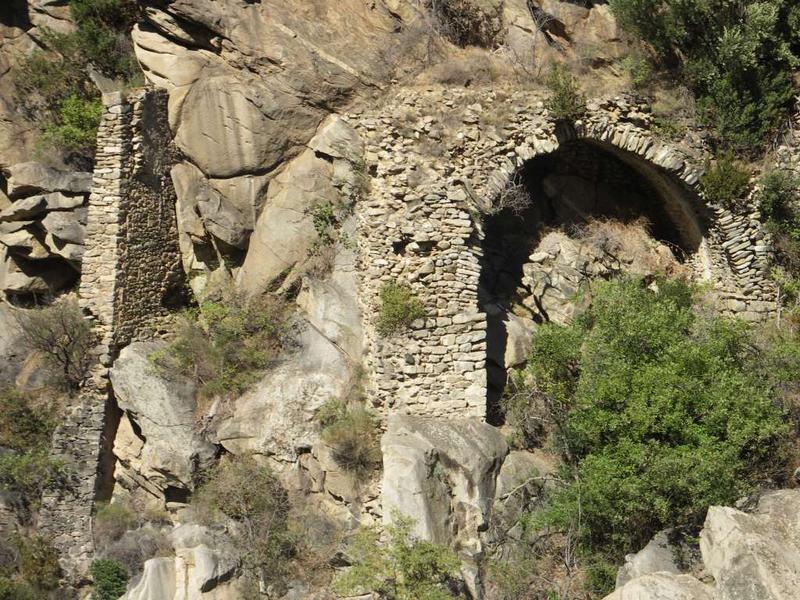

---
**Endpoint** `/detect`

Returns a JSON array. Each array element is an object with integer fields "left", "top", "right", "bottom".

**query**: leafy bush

[
  {"left": 545, "top": 64, "right": 587, "bottom": 122},
  {"left": 319, "top": 404, "right": 381, "bottom": 480},
  {"left": 157, "top": 293, "right": 293, "bottom": 401},
  {"left": 90, "top": 558, "right": 129, "bottom": 600},
  {"left": 194, "top": 454, "right": 294, "bottom": 589},
  {"left": 42, "top": 94, "right": 102, "bottom": 156},
  {"left": 13, "top": 0, "right": 140, "bottom": 165},
  {"left": 0, "top": 389, "right": 63, "bottom": 516},
  {"left": 0, "top": 389, "right": 56, "bottom": 452},
  {"left": 0, "top": 579, "right": 37, "bottom": 600},
  {"left": 16, "top": 535, "right": 61, "bottom": 592},
  {"left": 758, "top": 168, "right": 800, "bottom": 318},
  {"left": 620, "top": 54, "right": 653, "bottom": 92},
  {"left": 701, "top": 152, "right": 751, "bottom": 209},
  {"left": 98, "top": 527, "right": 172, "bottom": 579},
  {"left": 13, "top": 297, "right": 97, "bottom": 392},
  {"left": 609, "top": 0, "right": 798, "bottom": 150},
  {"left": 376, "top": 283, "right": 426, "bottom": 336},
  {"left": 510, "top": 278, "right": 790, "bottom": 593},
  {"left": 336, "top": 512, "right": 460, "bottom": 600}
]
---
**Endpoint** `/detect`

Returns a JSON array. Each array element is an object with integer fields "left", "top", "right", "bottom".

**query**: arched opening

[{"left": 480, "top": 139, "right": 708, "bottom": 423}]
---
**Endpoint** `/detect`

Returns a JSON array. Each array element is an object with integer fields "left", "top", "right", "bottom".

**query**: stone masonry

[
  {"left": 351, "top": 88, "right": 779, "bottom": 422},
  {"left": 38, "top": 88, "right": 183, "bottom": 584}
]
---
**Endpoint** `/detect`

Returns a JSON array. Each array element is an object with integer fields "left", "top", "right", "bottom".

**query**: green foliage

[
  {"left": 0, "top": 389, "right": 56, "bottom": 452},
  {"left": 336, "top": 512, "right": 459, "bottom": 600},
  {"left": 319, "top": 404, "right": 381, "bottom": 479},
  {"left": 90, "top": 558, "right": 129, "bottom": 600},
  {"left": 157, "top": 293, "right": 293, "bottom": 401},
  {"left": 609, "top": 0, "right": 799, "bottom": 150},
  {"left": 512, "top": 278, "right": 790, "bottom": 574},
  {"left": 620, "top": 54, "right": 653, "bottom": 92},
  {"left": 16, "top": 535, "right": 60, "bottom": 592},
  {"left": 376, "top": 283, "right": 426, "bottom": 336},
  {"left": 194, "top": 455, "right": 294, "bottom": 588},
  {"left": 701, "top": 152, "right": 751, "bottom": 209},
  {"left": 0, "top": 389, "right": 63, "bottom": 515},
  {"left": 544, "top": 64, "right": 587, "bottom": 122},
  {"left": 13, "top": 0, "right": 140, "bottom": 165},
  {"left": 312, "top": 202, "right": 338, "bottom": 246},
  {"left": 42, "top": 94, "right": 102, "bottom": 156},
  {"left": 758, "top": 168, "right": 800, "bottom": 318},
  {"left": 0, "top": 579, "right": 37, "bottom": 600}
]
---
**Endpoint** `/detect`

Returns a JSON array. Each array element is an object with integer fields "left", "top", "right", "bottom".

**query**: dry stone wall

[
  {"left": 351, "top": 88, "right": 778, "bottom": 422},
  {"left": 39, "top": 88, "right": 183, "bottom": 584}
]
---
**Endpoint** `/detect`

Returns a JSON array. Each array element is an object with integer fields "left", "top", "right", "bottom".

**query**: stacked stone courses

[
  {"left": 351, "top": 88, "right": 779, "bottom": 421},
  {"left": 39, "top": 88, "right": 183, "bottom": 584}
]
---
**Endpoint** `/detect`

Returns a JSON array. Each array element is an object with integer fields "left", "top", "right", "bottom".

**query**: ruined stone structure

[
  {"left": 39, "top": 88, "right": 183, "bottom": 582},
  {"left": 353, "top": 89, "right": 778, "bottom": 422}
]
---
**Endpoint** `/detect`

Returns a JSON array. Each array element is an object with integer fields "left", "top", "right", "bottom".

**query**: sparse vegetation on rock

[
  {"left": 318, "top": 399, "right": 382, "bottom": 480},
  {"left": 336, "top": 512, "right": 460, "bottom": 600},
  {"left": 154, "top": 292, "right": 293, "bottom": 401},
  {"left": 376, "top": 282, "right": 426, "bottom": 336}
]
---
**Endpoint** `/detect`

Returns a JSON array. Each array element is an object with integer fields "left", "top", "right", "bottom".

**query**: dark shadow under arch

[{"left": 480, "top": 138, "right": 708, "bottom": 424}]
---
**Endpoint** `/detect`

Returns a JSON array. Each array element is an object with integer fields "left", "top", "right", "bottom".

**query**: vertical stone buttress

[{"left": 38, "top": 88, "right": 183, "bottom": 584}]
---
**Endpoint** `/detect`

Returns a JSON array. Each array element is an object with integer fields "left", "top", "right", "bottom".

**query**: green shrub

[
  {"left": 42, "top": 94, "right": 102, "bottom": 156},
  {"left": 336, "top": 512, "right": 459, "bottom": 600},
  {"left": 620, "top": 54, "right": 653, "bottom": 92},
  {"left": 16, "top": 535, "right": 60, "bottom": 592},
  {"left": 376, "top": 283, "right": 425, "bottom": 336},
  {"left": 545, "top": 64, "right": 587, "bottom": 122},
  {"left": 0, "top": 578, "right": 37, "bottom": 600},
  {"left": 194, "top": 455, "right": 294, "bottom": 589},
  {"left": 0, "top": 389, "right": 56, "bottom": 452},
  {"left": 609, "top": 0, "right": 798, "bottom": 150},
  {"left": 701, "top": 152, "right": 751, "bottom": 209},
  {"left": 320, "top": 405, "right": 381, "bottom": 479},
  {"left": 90, "top": 558, "right": 129, "bottom": 600},
  {"left": 511, "top": 277, "right": 789, "bottom": 591},
  {"left": 0, "top": 451, "right": 68, "bottom": 513},
  {"left": 157, "top": 293, "right": 293, "bottom": 401}
]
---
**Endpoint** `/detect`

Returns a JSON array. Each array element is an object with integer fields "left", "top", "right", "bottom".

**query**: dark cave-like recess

[{"left": 479, "top": 139, "right": 707, "bottom": 424}]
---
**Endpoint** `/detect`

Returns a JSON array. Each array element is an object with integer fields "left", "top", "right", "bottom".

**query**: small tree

[
  {"left": 336, "top": 512, "right": 460, "bottom": 600},
  {"left": 545, "top": 64, "right": 586, "bottom": 122},
  {"left": 13, "top": 297, "right": 96, "bottom": 392},
  {"left": 90, "top": 558, "right": 129, "bottom": 600},
  {"left": 193, "top": 455, "right": 294, "bottom": 590}
]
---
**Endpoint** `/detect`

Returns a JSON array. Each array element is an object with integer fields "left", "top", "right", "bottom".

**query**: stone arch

[{"left": 478, "top": 119, "right": 768, "bottom": 421}]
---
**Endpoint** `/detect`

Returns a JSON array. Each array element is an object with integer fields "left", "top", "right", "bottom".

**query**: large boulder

[
  {"left": 109, "top": 342, "right": 218, "bottom": 499},
  {"left": 615, "top": 531, "right": 682, "bottom": 588},
  {"left": 236, "top": 116, "right": 363, "bottom": 296},
  {"left": 381, "top": 415, "right": 508, "bottom": 596},
  {"left": 3, "top": 163, "right": 91, "bottom": 198},
  {"left": 604, "top": 573, "right": 714, "bottom": 600},
  {"left": 700, "top": 490, "right": 800, "bottom": 599}
]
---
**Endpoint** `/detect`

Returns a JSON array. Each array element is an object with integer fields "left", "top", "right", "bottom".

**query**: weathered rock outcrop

[
  {"left": 110, "top": 342, "right": 218, "bottom": 503},
  {"left": 606, "top": 489, "right": 800, "bottom": 600},
  {"left": 0, "top": 162, "right": 90, "bottom": 297},
  {"left": 381, "top": 415, "right": 508, "bottom": 597}
]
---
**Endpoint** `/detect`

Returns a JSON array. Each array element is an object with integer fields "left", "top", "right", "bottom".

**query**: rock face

[
  {"left": 381, "top": 415, "right": 508, "bottom": 597},
  {"left": 0, "top": 163, "right": 90, "bottom": 297},
  {"left": 109, "top": 342, "right": 218, "bottom": 503},
  {"left": 121, "top": 525, "right": 240, "bottom": 600},
  {"left": 211, "top": 234, "right": 363, "bottom": 462},
  {"left": 606, "top": 489, "right": 800, "bottom": 600}
]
